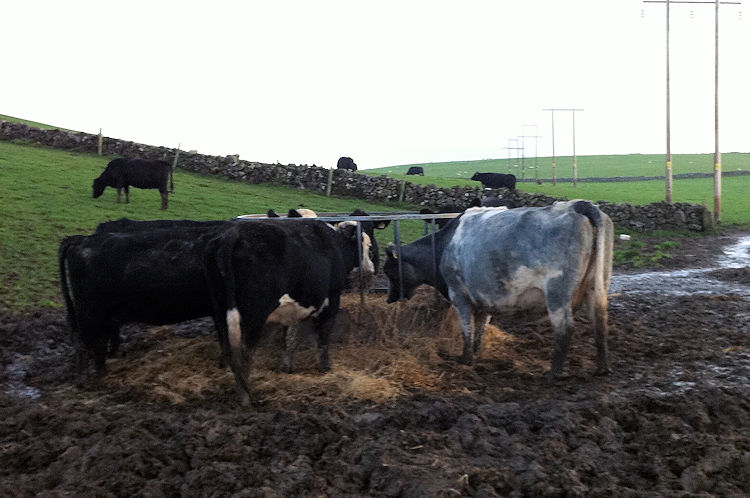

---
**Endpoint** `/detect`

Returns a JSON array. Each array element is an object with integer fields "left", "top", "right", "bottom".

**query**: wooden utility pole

[
  {"left": 543, "top": 108, "right": 583, "bottom": 187},
  {"left": 644, "top": 0, "right": 741, "bottom": 221}
]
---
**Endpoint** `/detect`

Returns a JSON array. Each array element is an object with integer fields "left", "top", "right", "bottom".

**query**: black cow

[
  {"left": 203, "top": 219, "right": 374, "bottom": 404},
  {"left": 93, "top": 158, "right": 174, "bottom": 210},
  {"left": 406, "top": 166, "right": 424, "bottom": 176},
  {"left": 336, "top": 157, "right": 357, "bottom": 171},
  {"left": 470, "top": 172, "right": 516, "bottom": 190},
  {"left": 59, "top": 223, "right": 233, "bottom": 381}
]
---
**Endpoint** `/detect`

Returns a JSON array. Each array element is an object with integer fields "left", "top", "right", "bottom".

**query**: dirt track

[{"left": 1, "top": 232, "right": 749, "bottom": 496}]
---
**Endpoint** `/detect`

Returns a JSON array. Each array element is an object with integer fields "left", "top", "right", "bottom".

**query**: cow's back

[
  {"left": 441, "top": 203, "right": 595, "bottom": 311},
  {"left": 121, "top": 159, "right": 171, "bottom": 189}
]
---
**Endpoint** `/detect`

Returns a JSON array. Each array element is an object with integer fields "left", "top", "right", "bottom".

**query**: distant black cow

[
  {"left": 406, "top": 166, "right": 424, "bottom": 176},
  {"left": 470, "top": 172, "right": 516, "bottom": 190},
  {"left": 93, "top": 158, "right": 174, "bottom": 209},
  {"left": 336, "top": 157, "right": 357, "bottom": 171},
  {"left": 204, "top": 219, "right": 374, "bottom": 404}
]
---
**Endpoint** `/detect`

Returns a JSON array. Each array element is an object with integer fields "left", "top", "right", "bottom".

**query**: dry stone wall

[{"left": 0, "top": 120, "right": 714, "bottom": 231}]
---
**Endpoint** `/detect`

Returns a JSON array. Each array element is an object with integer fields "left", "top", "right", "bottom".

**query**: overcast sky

[{"left": 3, "top": 1, "right": 747, "bottom": 169}]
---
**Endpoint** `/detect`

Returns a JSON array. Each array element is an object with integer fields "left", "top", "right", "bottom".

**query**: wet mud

[{"left": 1, "top": 232, "right": 749, "bottom": 496}]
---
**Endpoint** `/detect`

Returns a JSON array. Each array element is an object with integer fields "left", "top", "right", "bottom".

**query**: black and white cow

[
  {"left": 336, "top": 157, "right": 357, "bottom": 171},
  {"left": 93, "top": 158, "right": 174, "bottom": 209},
  {"left": 406, "top": 166, "right": 424, "bottom": 176},
  {"left": 471, "top": 172, "right": 516, "bottom": 191},
  {"left": 383, "top": 200, "right": 614, "bottom": 379},
  {"left": 203, "top": 218, "right": 375, "bottom": 404}
]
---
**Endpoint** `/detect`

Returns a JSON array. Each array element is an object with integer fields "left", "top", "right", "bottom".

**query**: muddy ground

[{"left": 1, "top": 231, "right": 749, "bottom": 496}]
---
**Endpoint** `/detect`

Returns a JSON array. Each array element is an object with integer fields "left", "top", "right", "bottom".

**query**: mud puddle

[{"left": 611, "top": 234, "right": 750, "bottom": 297}]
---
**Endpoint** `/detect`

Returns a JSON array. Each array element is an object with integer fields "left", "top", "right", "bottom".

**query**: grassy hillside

[
  {"left": 370, "top": 153, "right": 750, "bottom": 179},
  {"left": 0, "top": 114, "right": 75, "bottom": 132},
  {"left": 0, "top": 141, "right": 425, "bottom": 312}
]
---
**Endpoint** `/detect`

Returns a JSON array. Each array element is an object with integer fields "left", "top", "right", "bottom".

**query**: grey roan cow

[
  {"left": 92, "top": 158, "right": 174, "bottom": 209},
  {"left": 383, "top": 200, "right": 614, "bottom": 380}
]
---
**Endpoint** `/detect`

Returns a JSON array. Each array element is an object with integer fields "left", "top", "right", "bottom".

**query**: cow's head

[
  {"left": 346, "top": 209, "right": 389, "bottom": 272},
  {"left": 92, "top": 178, "right": 106, "bottom": 198},
  {"left": 335, "top": 221, "right": 375, "bottom": 277},
  {"left": 470, "top": 172, "right": 481, "bottom": 181},
  {"left": 383, "top": 244, "right": 420, "bottom": 303}
]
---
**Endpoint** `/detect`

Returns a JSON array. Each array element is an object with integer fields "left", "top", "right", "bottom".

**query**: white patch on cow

[
  {"left": 311, "top": 297, "right": 329, "bottom": 318},
  {"left": 227, "top": 308, "right": 242, "bottom": 349},
  {"left": 267, "top": 294, "right": 318, "bottom": 326},
  {"left": 296, "top": 209, "right": 317, "bottom": 218},
  {"left": 359, "top": 233, "right": 375, "bottom": 274},
  {"left": 494, "top": 265, "right": 563, "bottom": 311},
  {"left": 547, "top": 307, "right": 568, "bottom": 330}
]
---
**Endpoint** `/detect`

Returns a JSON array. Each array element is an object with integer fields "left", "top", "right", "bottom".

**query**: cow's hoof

[
  {"left": 545, "top": 370, "right": 565, "bottom": 383},
  {"left": 595, "top": 366, "right": 612, "bottom": 376}
]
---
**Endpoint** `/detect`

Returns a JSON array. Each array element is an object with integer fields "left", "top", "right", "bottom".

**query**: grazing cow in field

[
  {"left": 203, "top": 219, "right": 375, "bottom": 404},
  {"left": 406, "top": 166, "right": 424, "bottom": 176},
  {"left": 383, "top": 200, "right": 614, "bottom": 379},
  {"left": 336, "top": 157, "right": 357, "bottom": 171},
  {"left": 92, "top": 158, "right": 174, "bottom": 210},
  {"left": 59, "top": 223, "right": 234, "bottom": 381},
  {"left": 471, "top": 172, "right": 516, "bottom": 191}
]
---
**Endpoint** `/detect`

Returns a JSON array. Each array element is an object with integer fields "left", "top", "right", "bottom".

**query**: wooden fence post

[
  {"left": 399, "top": 180, "right": 406, "bottom": 202},
  {"left": 97, "top": 128, "right": 103, "bottom": 156},
  {"left": 326, "top": 168, "right": 334, "bottom": 197},
  {"left": 172, "top": 143, "right": 181, "bottom": 170}
]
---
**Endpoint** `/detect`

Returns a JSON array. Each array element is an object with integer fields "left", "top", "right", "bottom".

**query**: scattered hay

[{"left": 99, "top": 288, "right": 554, "bottom": 406}]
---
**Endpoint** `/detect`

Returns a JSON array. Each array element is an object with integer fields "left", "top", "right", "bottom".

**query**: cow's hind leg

[
  {"left": 225, "top": 308, "right": 262, "bottom": 406},
  {"left": 547, "top": 305, "right": 574, "bottom": 381},
  {"left": 587, "top": 288, "right": 611, "bottom": 376},
  {"left": 450, "top": 293, "right": 475, "bottom": 365},
  {"left": 116, "top": 187, "right": 122, "bottom": 203},
  {"left": 160, "top": 190, "right": 168, "bottom": 210}
]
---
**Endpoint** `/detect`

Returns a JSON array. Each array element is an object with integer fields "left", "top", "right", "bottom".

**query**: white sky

[{"left": 3, "top": 1, "right": 747, "bottom": 169}]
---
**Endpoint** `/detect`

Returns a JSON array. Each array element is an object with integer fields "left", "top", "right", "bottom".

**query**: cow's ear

[
  {"left": 385, "top": 244, "right": 397, "bottom": 260},
  {"left": 267, "top": 209, "right": 280, "bottom": 218},
  {"left": 287, "top": 209, "right": 302, "bottom": 218},
  {"left": 375, "top": 220, "right": 390, "bottom": 229}
]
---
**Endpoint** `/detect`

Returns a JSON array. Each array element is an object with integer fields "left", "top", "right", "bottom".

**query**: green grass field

[
  {"left": 369, "top": 153, "right": 750, "bottom": 179},
  {"left": 365, "top": 156, "right": 750, "bottom": 226}
]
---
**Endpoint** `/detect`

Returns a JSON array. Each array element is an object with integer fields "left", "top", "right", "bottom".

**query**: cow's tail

[
  {"left": 572, "top": 200, "right": 614, "bottom": 373},
  {"left": 58, "top": 236, "right": 83, "bottom": 339},
  {"left": 169, "top": 166, "right": 174, "bottom": 194},
  {"left": 208, "top": 226, "right": 253, "bottom": 399},
  {"left": 59, "top": 235, "right": 91, "bottom": 381}
]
